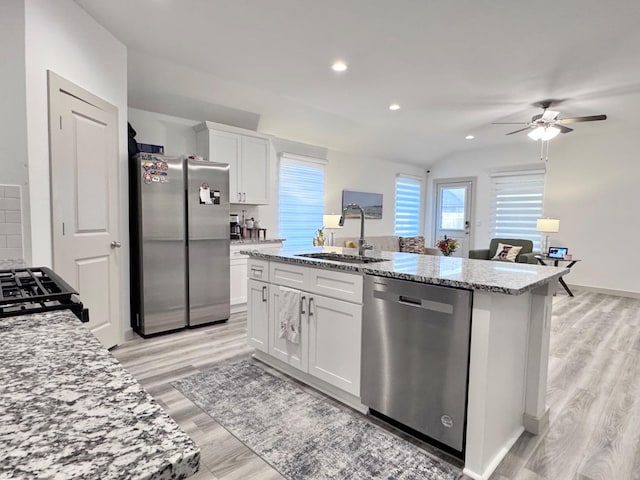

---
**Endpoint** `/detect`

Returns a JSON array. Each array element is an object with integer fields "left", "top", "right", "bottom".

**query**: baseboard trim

[
  {"left": 462, "top": 426, "right": 524, "bottom": 480},
  {"left": 568, "top": 283, "right": 640, "bottom": 299},
  {"left": 523, "top": 408, "right": 549, "bottom": 435}
]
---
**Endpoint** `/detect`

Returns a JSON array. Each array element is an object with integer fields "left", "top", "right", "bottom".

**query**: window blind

[
  {"left": 278, "top": 155, "right": 326, "bottom": 249},
  {"left": 489, "top": 170, "right": 545, "bottom": 251},
  {"left": 394, "top": 175, "right": 422, "bottom": 236}
]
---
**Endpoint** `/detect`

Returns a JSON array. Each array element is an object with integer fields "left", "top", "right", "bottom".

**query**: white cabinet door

[
  {"left": 230, "top": 258, "right": 248, "bottom": 306},
  {"left": 211, "top": 130, "right": 241, "bottom": 203},
  {"left": 308, "top": 294, "right": 362, "bottom": 396},
  {"left": 241, "top": 135, "right": 270, "bottom": 205},
  {"left": 247, "top": 279, "right": 269, "bottom": 352},
  {"left": 269, "top": 286, "right": 307, "bottom": 371}
]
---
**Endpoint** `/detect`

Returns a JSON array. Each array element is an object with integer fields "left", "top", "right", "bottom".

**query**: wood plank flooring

[{"left": 112, "top": 290, "right": 640, "bottom": 480}]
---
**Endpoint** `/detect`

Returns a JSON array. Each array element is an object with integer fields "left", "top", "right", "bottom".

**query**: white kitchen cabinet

[
  {"left": 307, "top": 294, "right": 362, "bottom": 396},
  {"left": 194, "top": 121, "right": 270, "bottom": 205},
  {"left": 269, "top": 286, "right": 307, "bottom": 371},
  {"left": 247, "top": 279, "right": 269, "bottom": 353},
  {"left": 249, "top": 260, "right": 363, "bottom": 397}
]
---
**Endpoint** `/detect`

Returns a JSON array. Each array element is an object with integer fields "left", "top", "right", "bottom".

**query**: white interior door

[
  {"left": 434, "top": 180, "right": 473, "bottom": 257},
  {"left": 48, "top": 72, "right": 120, "bottom": 348}
]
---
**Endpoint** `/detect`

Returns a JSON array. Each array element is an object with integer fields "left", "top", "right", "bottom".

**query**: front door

[
  {"left": 434, "top": 180, "right": 473, "bottom": 257},
  {"left": 48, "top": 72, "right": 121, "bottom": 348}
]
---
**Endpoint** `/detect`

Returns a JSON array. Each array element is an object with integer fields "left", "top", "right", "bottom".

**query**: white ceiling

[{"left": 75, "top": 0, "right": 640, "bottom": 165}]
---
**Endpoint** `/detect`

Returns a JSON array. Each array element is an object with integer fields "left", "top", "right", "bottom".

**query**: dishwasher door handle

[{"left": 394, "top": 295, "right": 454, "bottom": 315}]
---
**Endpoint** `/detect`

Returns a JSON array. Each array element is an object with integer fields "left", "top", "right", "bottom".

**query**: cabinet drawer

[
  {"left": 308, "top": 269, "right": 363, "bottom": 304},
  {"left": 270, "top": 262, "right": 308, "bottom": 289},
  {"left": 248, "top": 259, "right": 269, "bottom": 281}
]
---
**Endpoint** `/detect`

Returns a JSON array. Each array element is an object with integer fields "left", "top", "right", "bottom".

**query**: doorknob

[{"left": 110, "top": 241, "right": 122, "bottom": 249}]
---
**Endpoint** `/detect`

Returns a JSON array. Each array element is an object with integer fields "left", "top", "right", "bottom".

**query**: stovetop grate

[{"left": 0, "top": 267, "right": 88, "bottom": 321}]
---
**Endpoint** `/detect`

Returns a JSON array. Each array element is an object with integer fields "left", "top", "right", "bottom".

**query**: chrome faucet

[{"left": 339, "top": 203, "right": 372, "bottom": 256}]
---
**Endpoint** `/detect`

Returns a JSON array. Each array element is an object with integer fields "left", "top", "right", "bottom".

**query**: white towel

[{"left": 278, "top": 286, "right": 301, "bottom": 344}]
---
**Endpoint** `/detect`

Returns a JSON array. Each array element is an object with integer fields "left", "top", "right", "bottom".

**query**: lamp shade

[
  {"left": 536, "top": 218, "right": 560, "bottom": 233},
  {"left": 323, "top": 214, "right": 342, "bottom": 229}
]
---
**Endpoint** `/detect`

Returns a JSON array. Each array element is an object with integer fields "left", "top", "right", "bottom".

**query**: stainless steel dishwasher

[{"left": 361, "top": 275, "right": 472, "bottom": 456}]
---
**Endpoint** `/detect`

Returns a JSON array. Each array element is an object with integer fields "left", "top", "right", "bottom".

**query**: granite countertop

[
  {"left": 241, "top": 246, "right": 569, "bottom": 295},
  {"left": 231, "top": 238, "right": 285, "bottom": 245},
  {"left": 0, "top": 310, "right": 199, "bottom": 480}
]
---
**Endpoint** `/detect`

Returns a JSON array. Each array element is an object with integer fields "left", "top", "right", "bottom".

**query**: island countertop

[
  {"left": 241, "top": 246, "right": 568, "bottom": 295},
  {"left": 0, "top": 310, "right": 199, "bottom": 480}
]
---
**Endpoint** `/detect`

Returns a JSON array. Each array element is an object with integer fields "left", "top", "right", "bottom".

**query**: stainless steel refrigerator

[{"left": 129, "top": 153, "right": 230, "bottom": 336}]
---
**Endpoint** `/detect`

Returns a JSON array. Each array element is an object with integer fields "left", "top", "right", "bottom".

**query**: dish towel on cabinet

[{"left": 278, "top": 286, "right": 301, "bottom": 344}]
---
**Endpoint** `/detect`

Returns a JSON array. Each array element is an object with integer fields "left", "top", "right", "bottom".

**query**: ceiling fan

[{"left": 493, "top": 100, "right": 607, "bottom": 141}]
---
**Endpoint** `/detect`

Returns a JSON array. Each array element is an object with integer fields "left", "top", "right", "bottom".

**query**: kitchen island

[
  {"left": 0, "top": 309, "right": 200, "bottom": 480},
  {"left": 242, "top": 246, "right": 568, "bottom": 480}
]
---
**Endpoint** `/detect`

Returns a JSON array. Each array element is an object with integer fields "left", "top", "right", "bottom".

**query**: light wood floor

[{"left": 112, "top": 290, "right": 640, "bottom": 480}]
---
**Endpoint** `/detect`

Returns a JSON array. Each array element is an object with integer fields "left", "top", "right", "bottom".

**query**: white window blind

[
  {"left": 278, "top": 155, "right": 326, "bottom": 249},
  {"left": 394, "top": 175, "right": 422, "bottom": 236},
  {"left": 489, "top": 170, "right": 545, "bottom": 250}
]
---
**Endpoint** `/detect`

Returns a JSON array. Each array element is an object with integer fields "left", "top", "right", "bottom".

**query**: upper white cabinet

[{"left": 194, "top": 121, "right": 270, "bottom": 205}]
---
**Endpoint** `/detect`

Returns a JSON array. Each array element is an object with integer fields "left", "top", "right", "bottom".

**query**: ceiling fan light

[{"left": 528, "top": 125, "right": 560, "bottom": 141}]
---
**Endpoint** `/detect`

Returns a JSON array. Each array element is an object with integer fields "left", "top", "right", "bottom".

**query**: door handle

[
  {"left": 262, "top": 285, "right": 267, "bottom": 302},
  {"left": 300, "top": 295, "right": 306, "bottom": 314},
  {"left": 110, "top": 241, "right": 122, "bottom": 249},
  {"left": 308, "top": 297, "right": 314, "bottom": 317}
]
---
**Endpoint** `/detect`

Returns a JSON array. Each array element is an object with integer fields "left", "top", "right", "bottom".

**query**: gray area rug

[{"left": 173, "top": 360, "right": 462, "bottom": 480}]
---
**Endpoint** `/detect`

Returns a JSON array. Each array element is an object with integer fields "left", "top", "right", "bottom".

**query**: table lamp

[
  {"left": 536, "top": 218, "right": 560, "bottom": 254},
  {"left": 323, "top": 214, "right": 343, "bottom": 246}
]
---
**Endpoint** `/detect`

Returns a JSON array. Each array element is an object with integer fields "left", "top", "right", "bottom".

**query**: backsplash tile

[{"left": 0, "top": 185, "right": 23, "bottom": 260}]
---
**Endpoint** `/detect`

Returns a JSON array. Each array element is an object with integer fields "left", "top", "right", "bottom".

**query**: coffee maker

[{"left": 230, "top": 213, "right": 241, "bottom": 240}]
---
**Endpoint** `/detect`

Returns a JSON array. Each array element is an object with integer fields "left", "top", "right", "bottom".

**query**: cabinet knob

[{"left": 110, "top": 241, "right": 122, "bottom": 249}]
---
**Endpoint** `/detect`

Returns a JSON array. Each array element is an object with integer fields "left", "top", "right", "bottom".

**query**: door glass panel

[{"left": 439, "top": 187, "right": 466, "bottom": 230}]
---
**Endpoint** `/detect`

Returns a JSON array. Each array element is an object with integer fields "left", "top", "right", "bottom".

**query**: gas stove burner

[{"left": 0, "top": 267, "right": 88, "bottom": 322}]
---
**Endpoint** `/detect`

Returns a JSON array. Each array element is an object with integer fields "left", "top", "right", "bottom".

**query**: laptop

[{"left": 547, "top": 247, "right": 568, "bottom": 259}]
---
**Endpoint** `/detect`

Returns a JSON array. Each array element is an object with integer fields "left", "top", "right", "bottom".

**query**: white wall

[
  {"left": 0, "top": 0, "right": 30, "bottom": 262},
  {"left": 428, "top": 129, "right": 640, "bottom": 294},
  {"left": 24, "top": 0, "right": 129, "bottom": 336},
  {"left": 128, "top": 108, "right": 199, "bottom": 156},
  {"left": 326, "top": 151, "right": 426, "bottom": 240}
]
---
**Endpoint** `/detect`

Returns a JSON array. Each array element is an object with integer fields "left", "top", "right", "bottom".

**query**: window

[
  {"left": 394, "top": 175, "right": 422, "bottom": 236},
  {"left": 489, "top": 170, "right": 545, "bottom": 250},
  {"left": 278, "top": 154, "right": 326, "bottom": 249}
]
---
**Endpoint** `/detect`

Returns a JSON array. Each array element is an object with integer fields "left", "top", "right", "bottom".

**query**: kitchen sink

[{"left": 295, "top": 253, "right": 387, "bottom": 264}]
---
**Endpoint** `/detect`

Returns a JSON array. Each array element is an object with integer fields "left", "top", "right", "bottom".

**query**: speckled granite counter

[
  {"left": 230, "top": 238, "right": 285, "bottom": 246},
  {"left": 241, "top": 246, "right": 567, "bottom": 295},
  {"left": 0, "top": 310, "right": 199, "bottom": 480}
]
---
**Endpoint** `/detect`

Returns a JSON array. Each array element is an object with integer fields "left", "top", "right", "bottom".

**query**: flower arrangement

[
  {"left": 436, "top": 236, "right": 459, "bottom": 256},
  {"left": 313, "top": 228, "right": 325, "bottom": 246}
]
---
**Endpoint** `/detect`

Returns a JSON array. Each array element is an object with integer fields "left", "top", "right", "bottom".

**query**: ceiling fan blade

[
  {"left": 541, "top": 110, "right": 560, "bottom": 121},
  {"left": 491, "top": 122, "right": 531, "bottom": 125},
  {"left": 556, "top": 125, "right": 574, "bottom": 134},
  {"left": 505, "top": 126, "right": 533, "bottom": 135},
  {"left": 558, "top": 114, "right": 607, "bottom": 124}
]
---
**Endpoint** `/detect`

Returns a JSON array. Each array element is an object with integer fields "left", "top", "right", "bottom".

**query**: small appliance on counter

[
  {"left": 0, "top": 267, "right": 88, "bottom": 321},
  {"left": 230, "top": 213, "right": 241, "bottom": 240}
]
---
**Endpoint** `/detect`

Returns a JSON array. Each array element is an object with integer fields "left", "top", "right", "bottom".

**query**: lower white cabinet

[
  {"left": 247, "top": 279, "right": 269, "bottom": 353},
  {"left": 307, "top": 294, "right": 362, "bottom": 396},
  {"left": 269, "top": 287, "right": 307, "bottom": 371},
  {"left": 247, "top": 259, "right": 363, "bottom": 398},
  {"left": 230, "top": 258, "right": 248, "bottom": 306}
]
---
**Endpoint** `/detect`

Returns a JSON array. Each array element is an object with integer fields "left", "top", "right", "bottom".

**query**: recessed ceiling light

[
  {"left": 331, "top": 61, "right": 348, "bottom": 72},
  {"left": 389, "top": 103, "right": 401, "bottom": 111},
  {"left": 465, "top": 135, "right": 475, "bottom": 140}
]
